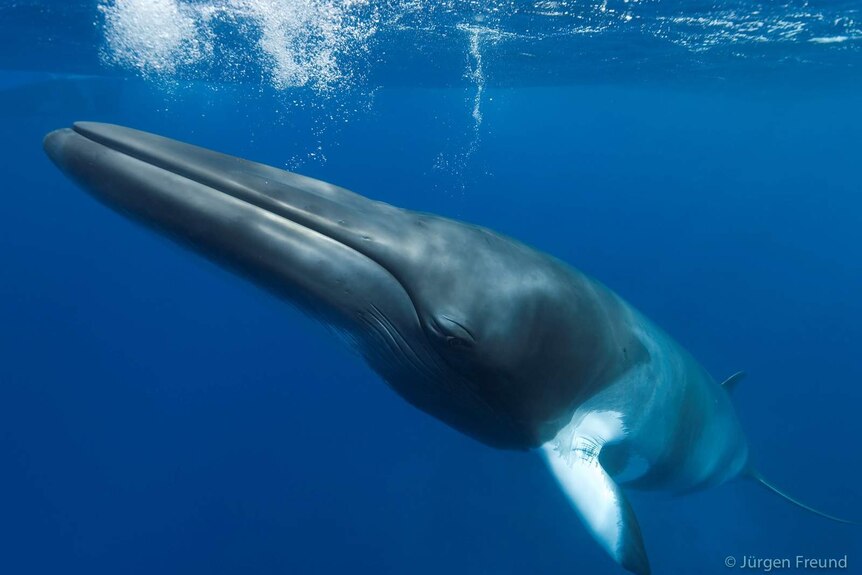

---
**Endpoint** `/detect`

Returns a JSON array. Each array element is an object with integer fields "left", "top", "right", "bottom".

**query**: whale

[{"left": 43, "top": 122, "right": 852, "bottom": 575}]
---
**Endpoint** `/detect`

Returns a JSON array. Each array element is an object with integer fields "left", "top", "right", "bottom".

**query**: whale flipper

[{"left": 542, "top": 411, "right": 650, "bottom": 575}]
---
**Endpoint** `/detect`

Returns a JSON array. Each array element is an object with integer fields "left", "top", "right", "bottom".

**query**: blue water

[{"left": 1, "top": 2, "right": 860, "bottom": 574}]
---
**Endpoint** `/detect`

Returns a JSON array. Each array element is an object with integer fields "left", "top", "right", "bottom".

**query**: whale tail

[{"left": 748, "top": 470, "right": 857, "bottom": 525}]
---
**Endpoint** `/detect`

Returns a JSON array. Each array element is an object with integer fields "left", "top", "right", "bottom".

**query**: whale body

[{"left": 43, "top": 123, "right": 851, "bottom": 574}]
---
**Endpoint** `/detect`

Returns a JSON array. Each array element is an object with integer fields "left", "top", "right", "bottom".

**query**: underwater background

[{"left": 1, "top": 1, "right": 860, "bottom": 573}]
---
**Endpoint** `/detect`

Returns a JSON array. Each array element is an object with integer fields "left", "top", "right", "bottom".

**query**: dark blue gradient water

[{"left": 1, "top": 2, "right": 860, "bottom": 574}]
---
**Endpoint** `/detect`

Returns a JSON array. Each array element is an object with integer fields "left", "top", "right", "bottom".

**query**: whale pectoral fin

[{"left": 542, "top": 412, "right": 650, "bottom": 575}]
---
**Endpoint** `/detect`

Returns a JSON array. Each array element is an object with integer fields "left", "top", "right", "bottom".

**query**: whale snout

[{"left": 44, "top": 121, "right": 430, "bottom": 357}]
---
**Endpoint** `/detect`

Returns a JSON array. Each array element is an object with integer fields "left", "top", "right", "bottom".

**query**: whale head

[{"left": 44, "top": 123, "right": 639, "bottom": 449}]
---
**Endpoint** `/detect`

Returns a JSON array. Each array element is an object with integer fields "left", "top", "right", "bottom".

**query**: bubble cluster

[
  {"left": 99, "top": 0, "right": 860, "bottom": 93},
  {"left": 99, "top": 0, "right": 380, "bottom": 94},
  {"left": 100, "top": 0, "right": 212, "bottom": 76}
]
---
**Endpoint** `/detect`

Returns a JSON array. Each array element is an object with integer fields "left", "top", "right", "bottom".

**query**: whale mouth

[{"left": 42, "top": 122, "right": 421, "bottom": 334}]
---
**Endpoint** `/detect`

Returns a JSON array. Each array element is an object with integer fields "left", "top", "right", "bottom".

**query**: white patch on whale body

[{"left": 542, "top": 410, "right": 627, "bottom": 559}]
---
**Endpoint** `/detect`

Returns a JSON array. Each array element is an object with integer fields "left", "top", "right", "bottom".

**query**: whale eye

[
  {"left": 446, "top": 335, "right": 470, "bottom": 349},
  {"left": 431, "top": 314, "right": 475, "bottom": 351}
]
